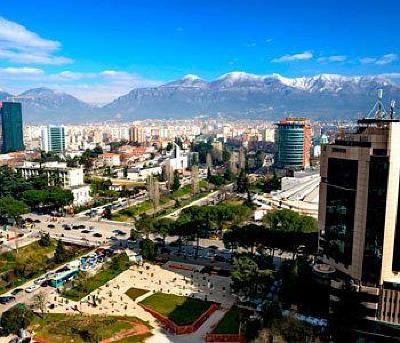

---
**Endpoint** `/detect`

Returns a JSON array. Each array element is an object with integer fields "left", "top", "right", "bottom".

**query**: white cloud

[
  {"left": 317, "top": 55, "right": 347, "bottom": 63},
  {"left": 0, "top": 68, "right": 162, "bottom": 104},
  {"left": 272, "top": 51, "right": 313, "bottom": 63},
  {"left": 360, "top": 53, "right": 398, "bottom": 65},
  {"left": 0, "top": 17, "right": 72, "bottom": 65},
  {"left": 0, "top": 67, "right": 43, "bottom": 75}
]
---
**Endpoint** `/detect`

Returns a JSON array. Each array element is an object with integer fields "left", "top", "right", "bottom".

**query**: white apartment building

[{"left": 16, "top": 161, "right": 91, "bottom": 206}]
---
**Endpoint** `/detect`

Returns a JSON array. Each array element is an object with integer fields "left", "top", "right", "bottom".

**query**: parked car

[
  {"left": 10, "top": 288, "right": 23, "bottom": 296},
  {"left": 47, "top": 224, "right": 55, "bottom": 229},
  {"left": 25, "top": 284, "right": 40, "bottom": 293},
  {"left": 34, "top": 277, "right": 47, "bottom": 285},
  {"left": 214, "top": 255, "right": 227, "bottom": 263},
  {"left": 81, "top": 230, "right": 90, "bottom": 234},
  {"left": 0, "top": 296, "right": 15, "bottom": 304},
  {"left": 93, "top": 232, "right": 103, "bottom": 238},
  {"left": 34, "top": 219, "right": 41, "bottom": 223}
]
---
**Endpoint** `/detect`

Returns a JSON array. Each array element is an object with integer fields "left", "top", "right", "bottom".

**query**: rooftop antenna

[
  {"left": 390, "top": 100, "right": 396, "bottom": 119},
  {"left": 367, "top": 88, "right": 387, "bottom": 119}
]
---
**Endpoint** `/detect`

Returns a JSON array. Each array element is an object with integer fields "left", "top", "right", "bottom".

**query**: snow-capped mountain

[
  {"left": 103, "top": 72, "right": 400, "bottom": 121},
  {"left": 2, "top": 72, "right": 400, "bottom": 122}
]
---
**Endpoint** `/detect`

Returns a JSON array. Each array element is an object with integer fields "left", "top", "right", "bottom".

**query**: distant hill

[{"left": 2, "top": 73, "right": 400, "bottom": 123}]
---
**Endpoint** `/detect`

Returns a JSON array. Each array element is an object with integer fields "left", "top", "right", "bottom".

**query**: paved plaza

[{"left": 45, "top": 261, "right": 234, "bottom": 342}]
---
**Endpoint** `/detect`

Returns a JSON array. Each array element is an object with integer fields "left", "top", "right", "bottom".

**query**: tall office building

[
  {"left": 0, "top": 102, "right": 24, "bottom": 153},
  {"left": 41, "top": 125, "right": 65, "bottom": 153},
  {"left": 318, "top": 116, "right": 400, "bottom": 324},
  {"left": 274, "top": 117, "right": 311, "bottom": 169}
]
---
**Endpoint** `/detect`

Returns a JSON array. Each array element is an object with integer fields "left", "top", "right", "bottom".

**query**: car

[
  {"left": 93, "top": 232, "right": 102, "bottom": 238},
  {"left": 47, "top": 224, "right": 55, "bottom": 228},
  {"left": 33, "top": 219, "right": 41, "bottom": 223},
  {"left": 64, "top": 226, "right": 72, "bottom": 231},
  {"left": 214, "top": 255, "right": 227, "bottom": 262},
  {"left": 34, "top": 277, "right": 47, "bottom": 285},
  {"left": 78, "top": 225, "right": 85, "bottom": 230},
  {"left": 11, "top": 288, "right": 23, "bottom": 296},
  {"left": 72, "top": 225, "right": 79, "bottom": 230},
  {"left": 81, "top": 229, "right": 90, "bottom": 234},
  {"left": 25, "top": 284, "right": 40, "bottom": 293},
  {"left": 0, "top": 296, "right": 16, "bottom": 304}
]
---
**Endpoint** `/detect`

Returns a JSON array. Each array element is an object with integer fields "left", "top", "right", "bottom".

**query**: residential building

[
  {"left": 274, "top": 117, "right": 311, "bottom": 169},
  {"left": 0, "top": 102, "right": 24, "bottom": 153},
  {"left": 16, "top": 161, "right": 90, "bottom": 206},
  {"left": 98, "top": 153, "right": 121, "bottom": 167},
  {"left": 41, "top": 125, "right": 66, "bottom": 153},
  {"left": 317, "top": 117, "right": 400, "bottom": 324}
]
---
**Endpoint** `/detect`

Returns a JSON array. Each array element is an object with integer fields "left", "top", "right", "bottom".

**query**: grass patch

[
  {"left": 62, "top": 253, "right": 131, "bottom": 301},
  {"left": 169, "top": 185, "right": 192, "bottom": 199},
  {"left": 30, "top": 313, "right": 151, "bottom": 343},
  {"left": 126, "top": 287, "right": 149, "bottom": 301},
  {"left": 140, "top": 292, "right": 213, "bottom": 326},
  {"left": 0, "top": 240, "right": 89, "bottom": 295},
  {"left": 214, "top": 306, "right": 240, "bottom": 334}
]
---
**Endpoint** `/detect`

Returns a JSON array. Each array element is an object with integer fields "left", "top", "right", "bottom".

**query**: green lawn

[
  {"left": 62, "top": 253, "right": 131, "bottom": 301},
  {"left": 30, "top": 313, "right": 151, "bottom": 343},
  {"left": 0, "top": 240, "right": 90, "bottom": 294},
  {"left": 140, "top": 292, "right": 213, "bottom": 326},
  {"left": 112, "top": 182, "right": 210, "bottom": 222},
  {"left": 126, "top": 287, "right": 149, "bottom": 300},
  {"left": 214, "top": 306, "right": 241, "bottom": 334}
]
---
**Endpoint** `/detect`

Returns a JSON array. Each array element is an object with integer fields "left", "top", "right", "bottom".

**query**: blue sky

[{"left": 0, "top": 0, "right": 399, "bottom": 103}]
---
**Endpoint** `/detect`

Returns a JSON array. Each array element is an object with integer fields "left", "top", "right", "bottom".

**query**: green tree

[
  {"left": 54, "top": 239, "right": 67, "bottom": 263},
  {"left": 0, "top": 304, "right": 34, "bottom": 335},
  {"left": 22, "top": 189, "right": 49, "bottom": 210},
  {"left": 48, "top": 188, "right": 74, "bottom": 209},
  {"left": 231, "top": 255, "right": 259, "bottom": 296},
  {"left": 135, "top": 214, "right": 154, "bottom": 239},
  {"left": 0, "top": 196, "right": 29, "bottom": 224},
  {"left": 39, "top": 232, "right": 51, "bottom": 247},
  {"left": 236, "top": 169, "right": 249, "bottom": 193},
  {"left": 141, "top": 239, "right": 155, "bottom": 260},
  {"left": 171, "top": 170, "right": 181, "bottom": 192},
  {"left": 153, "top": 218, "right": 173, "bottom": 244},
  {"left": 223, "top": 167, "right": 234, "bottom": 182}
]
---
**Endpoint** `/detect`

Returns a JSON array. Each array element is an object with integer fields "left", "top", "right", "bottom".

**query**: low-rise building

[{"left": 16, "top": 161, "right": 91, "bottom": 206}]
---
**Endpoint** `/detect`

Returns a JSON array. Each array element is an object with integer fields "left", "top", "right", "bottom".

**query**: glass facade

[
  {"left": 49, "top": 126, "right": 65, "bottom": 152},
  {"left": 0, "top": 102, "right": 24, "bottom": 153},
  {"left": 275, "top": 123, "right": 304, "bottom": 168},
  {"left": 324, "top": 158, "right": 358, "bottom": 266},
  {"left": 363, "top": 156, "right": 389, "bottom": 283}
]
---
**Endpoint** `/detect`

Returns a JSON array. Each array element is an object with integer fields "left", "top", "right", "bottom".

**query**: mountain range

[{"left": 1, "top": 72, "right": 399, "bottom": 123}]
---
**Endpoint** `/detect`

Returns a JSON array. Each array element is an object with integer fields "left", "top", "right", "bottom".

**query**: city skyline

[{"left": 0, "top": 0, "right": 399, "bottom": 103}]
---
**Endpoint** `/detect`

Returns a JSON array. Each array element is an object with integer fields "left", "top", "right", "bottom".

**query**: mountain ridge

[{"left": 1, "top": 72, "right": 399, "bottom": 123}]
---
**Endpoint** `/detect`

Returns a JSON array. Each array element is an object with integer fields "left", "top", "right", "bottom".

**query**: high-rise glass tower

[
  {"left": 41, "top": 125, "right": 66, "bottom": 153},
  {"left": 274, "top": 118, "right": 311, "bottom": 169},
  {"left": 0, "top": 102, "right": 24, "bottom": 153}
]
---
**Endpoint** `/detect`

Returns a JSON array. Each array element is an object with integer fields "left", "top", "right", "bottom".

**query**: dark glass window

[
  {"left": 327, "top": 158, "right": 358, "bottom": 189},
  {"left": 324, "top": 158, "right": 358, "bottom": 266},
  {"left": 363, "top": 156, "right": 389, "bottom": 283}
]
